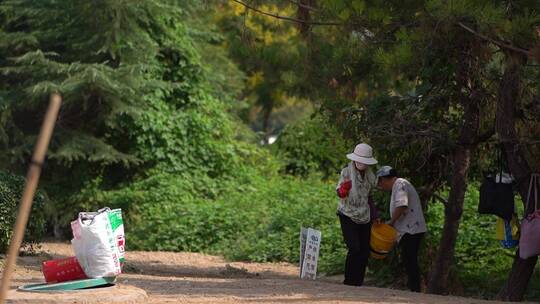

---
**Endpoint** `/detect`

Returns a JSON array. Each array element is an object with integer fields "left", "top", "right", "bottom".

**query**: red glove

[{"left": 337, "top": 180, "right": 352, "bottom": 198}]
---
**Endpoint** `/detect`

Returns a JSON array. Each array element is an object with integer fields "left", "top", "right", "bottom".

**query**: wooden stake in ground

[{"left": 0, "top": 93, "right": 62, "bottom": 304}]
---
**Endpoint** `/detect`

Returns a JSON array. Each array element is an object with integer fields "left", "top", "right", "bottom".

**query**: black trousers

[
  {"left": 338, "top": 213, "right": 371, "bottom": 286},
  {"left": 400, "top": 233, "right": 424, "bottom": 292}
]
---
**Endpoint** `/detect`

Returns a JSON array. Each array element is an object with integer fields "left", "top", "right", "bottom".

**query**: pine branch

[
  {"left": 230, "top": 1, "right": 536, "bottom": 56},
  {"left": 230, "top": 0, "right": 351, "bottom": 26},
  {"left": 49, "top": 132, "right": 142, "bottom": 166},
  {"left": 457, "top": 22, "right": 532, "bottom": 58}
]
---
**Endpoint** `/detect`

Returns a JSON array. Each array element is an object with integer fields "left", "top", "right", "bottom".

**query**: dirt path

[{"left": 1, "top": 243, "right": 529, "bottom": 304}]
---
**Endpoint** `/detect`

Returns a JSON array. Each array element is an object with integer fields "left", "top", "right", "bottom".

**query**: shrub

[
  {"left": 0, "top": 171, "right": 47, "bottom": 252},
  {"left": 87, "top": 164, "right": 346, "bottom": 274},
  {"left": 273, "top": 115, "right": 353, "bottom": 178}
]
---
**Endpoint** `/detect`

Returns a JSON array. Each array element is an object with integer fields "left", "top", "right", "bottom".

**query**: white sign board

[{"left": 299, "top": 227, "right": 321, "bottom": 280}]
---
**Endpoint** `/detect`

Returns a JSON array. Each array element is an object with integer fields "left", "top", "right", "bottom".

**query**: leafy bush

[
  {"left": 129, "top": 91, "right": 242, "bottom": 176},
  {"left": 87, "top": 163, "right": 346, "bottom": 274},
  {"left": 0, "top": 171, "right": 46, "bottom": 252},
  {"left": 273, "top": 115, "right": 354, "bottom": 178}
]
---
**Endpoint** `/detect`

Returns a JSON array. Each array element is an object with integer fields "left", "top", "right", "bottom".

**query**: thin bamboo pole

[{"left": 0, "top": 93, "right": 62, "bottom": 303}]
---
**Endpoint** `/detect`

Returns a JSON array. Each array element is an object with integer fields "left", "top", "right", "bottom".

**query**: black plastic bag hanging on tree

[{"left": 478, "top": 146, "right": 515, "bottom": 221}]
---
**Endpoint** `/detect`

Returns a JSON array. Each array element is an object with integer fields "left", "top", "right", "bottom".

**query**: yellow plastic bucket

[{"left": 370, "top": 223, "right": 397, "bottom": 259}]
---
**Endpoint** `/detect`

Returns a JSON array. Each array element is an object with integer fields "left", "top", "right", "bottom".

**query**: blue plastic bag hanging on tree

[{"left": 495, "top": 215, "right": 519, "bottom": 249}]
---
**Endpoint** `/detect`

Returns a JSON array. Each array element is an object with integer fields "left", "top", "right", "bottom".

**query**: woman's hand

[{"left": 337, "top": 180, "right": 352, "bottom": 198}]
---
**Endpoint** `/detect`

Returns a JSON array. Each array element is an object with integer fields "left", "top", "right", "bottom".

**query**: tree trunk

[
  {"left": 427, "top": 34, "right": 484, "bottom": 294},
  {"left": 496, "top": 52, "right": 538, "bottom": 302},
  {"left": 498, "top": 253, "right": 538, "bottom": 301},
  {"left": 427, "top": 100, "right": 480, "bottom": 294},
  {"left": 296, "top": 0, "right": 313, "bottom": 39}
]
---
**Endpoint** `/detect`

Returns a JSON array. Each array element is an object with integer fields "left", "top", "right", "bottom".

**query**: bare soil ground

[{"left": 0, "top": 243, "right": 530, "bottom": 304}]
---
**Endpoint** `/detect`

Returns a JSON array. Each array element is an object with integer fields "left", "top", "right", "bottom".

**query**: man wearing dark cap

[{"left": 376, "top": 166, "right": 427, "bottom": 292}]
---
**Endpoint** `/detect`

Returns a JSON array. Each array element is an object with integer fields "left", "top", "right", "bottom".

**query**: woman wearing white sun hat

[{"left": 335, "top": 143, "right": 380, "bottom": 286}]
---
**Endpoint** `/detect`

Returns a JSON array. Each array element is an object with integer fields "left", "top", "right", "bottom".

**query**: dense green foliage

[
  {"left": 273, "top": 115, "right": 353, "bottom": 178},
  {"left": 0, "top": 0, "right": 251, "bottom": 233},
  {"left": 90, "top": 167, "right": 341, "bottom": 264},
  {"left": 0, "top": 170, "right": 46, "bottom": 252}
]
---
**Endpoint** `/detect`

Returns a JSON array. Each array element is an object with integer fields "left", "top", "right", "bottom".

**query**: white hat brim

[{"left": 346, "top": 153, "right": 378, "bottom": 165}]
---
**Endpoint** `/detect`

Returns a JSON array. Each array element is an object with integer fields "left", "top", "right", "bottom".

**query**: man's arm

[
  {"left": 389, "top": 206, "right": 407, "bottom": 226},
  {"left": 389, "top": 182, "right": 408, "bottom": 226}
]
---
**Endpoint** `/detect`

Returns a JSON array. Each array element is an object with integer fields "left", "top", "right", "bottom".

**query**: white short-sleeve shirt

[{"left": 390, "top": 178, "right": 427, "bottom": 239}]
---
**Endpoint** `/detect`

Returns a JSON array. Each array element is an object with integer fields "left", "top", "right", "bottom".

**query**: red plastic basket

[{"left": 42, "top": 256, "right": 87, "bottom": 283}]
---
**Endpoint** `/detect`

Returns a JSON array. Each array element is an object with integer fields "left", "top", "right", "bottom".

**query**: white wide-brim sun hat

[{"left": 346, "top": 143, "right": 378, "bottom": 165}]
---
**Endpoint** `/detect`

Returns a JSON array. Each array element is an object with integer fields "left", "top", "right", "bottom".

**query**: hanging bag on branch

[
  {"left": 478, "top": 147, "right": 515, "bottom": 221},
  {"left": 519, "top": 174, "right": 540, "bottom": 259}
]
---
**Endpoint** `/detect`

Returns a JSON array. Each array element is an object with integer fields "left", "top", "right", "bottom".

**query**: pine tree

[{"left": 0, "top": 0, "right": 245, "bottom": 231}]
